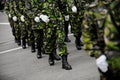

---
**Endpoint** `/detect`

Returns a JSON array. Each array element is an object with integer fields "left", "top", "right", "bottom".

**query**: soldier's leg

[
  {"left": 74, "top": 32, "right": 82, "bottom": 50},
  {"left": 57, "top": 28, "right": 72, "bottom": 70},
  {"left": 45, "top": 27, "right": 60, "bottom": 65},
  {"left": 36, "top": 29, "right": 43, "bottom": 59},
  {"left": 10, "top": 19, "right": 17, "bottom": 43},
  {"left": 64, "top": 20, "right": 71, "bottom": 42},
  {"left": 20, "top": 22, "right": 27, "bottom": 49},
  {"left": 30, "top": 30, "right": 36, "bottom": 53},
  {"left": 14, "top": 22, "right": 21, "bottom": 46}
]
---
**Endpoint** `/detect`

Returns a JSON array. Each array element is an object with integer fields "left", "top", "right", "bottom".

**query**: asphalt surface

[{"left": 0, "top": 12, "right": 100, "bottom": 80}]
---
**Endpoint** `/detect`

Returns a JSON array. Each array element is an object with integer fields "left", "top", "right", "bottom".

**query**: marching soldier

[
  {"left": 19, "top": 0, "right": 28, "bottom": 49},
  {"left": 13, "top": 0, "right": 21, "bottom": 46},
  {"left": 40, "top": 0, "right": 72, "bottom": 70},
  {"left": 58, "top": 0, "right": 71, "bottom": 42},
  {"left": 31, "top": 0, "right": 44, "bottom": 59},
  {"left": 24, "top": 0, "right": 36, "bottom": 52},
  {"left": 100, "top": 0, "right": 120, "bottom": 79},
  {"left": 82, "top": 0, "right": 120, "bottom": 79},
  {"left": 4, "top": 0, "right": 18, "bottom": 43},
  {"left": 69, "top": 0, "right": 85, "bottom": 50}
]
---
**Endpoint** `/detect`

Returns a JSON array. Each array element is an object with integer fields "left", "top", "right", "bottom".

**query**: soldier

[
  {"left": 58, "top": 0, "right": 71, "bottom": 42},
  {"left": 30, "top": 0, "right": 44, "bottom": 59},
  {"left": 82, "top": 0, "right": 120, "bottom": 79},
  {"left": 13, "top": 0, "right": 21, "bottom": 46},
  {"left": 4, "top": 0, "right": 14, "bottom": 40},
  {"left": 40, "top": 0, "right": 72, "bottom": 70},
  {"left": 19, "top": 0, "right": 28, "bottom": 49},
  {"left": 24, "top": 0, "right": 36, "bottom": 52},
  {"left": 69, "top": 0, "right": 85, "bottom": 50},
  {"left": 4, "top": 0, "right": 18, "bottom": 43},
  {"left": 99, "top": 0, "right": 120, "bottom": 79}
]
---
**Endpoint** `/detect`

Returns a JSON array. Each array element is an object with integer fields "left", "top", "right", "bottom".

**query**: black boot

[
  {"left": 64, "top": 21, "right": 71, "bottom": 42},
  {"left": 53, "top": 50, "right": 61, "bottom": 61},
  {"left": 37, "top": 49, "right": 42, "bottom": 59},
  {"left": 17, "top": 37, "right": 21, "bottom": 46},
  {"left": 64, "top": 36, "right": 71, "bottom": 42},
  {"left": 14, "top": 37, "right": 18, "bottom": 43},
  {"left": 75, "top": 36, "right": 81, "bottom": 50},
  {"left": 31, "top": 42, "right": 36, "bottom": 53},
  {"left": 62, "top": 55, "right": 72, "bottom": 70},
  {"left": 49, "top": 53, "right": 54, "bottom": 66},
  {"left": 22, "top": 38, "right": 26, "bottom": 49}
]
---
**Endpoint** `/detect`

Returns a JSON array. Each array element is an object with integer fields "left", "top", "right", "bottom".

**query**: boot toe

[
  {"left": 62, "top": 64, "right": 72, "bottom": 70},
  {"left": 49, "top": 60, "right": 54, "bottom": 66},
  {"left": 64, "top": 37, "right": 71, "bottom": 42},
  {"left": 37, "top": 54, "right": 42, "bottom": 59},
  {"left": 22, "top": 45, "right": 26, "bottom": 49},
  {"left": 76, "top": 46, "right": 82, "bottom": 50},
  {"left": 31, "top": 49, "right": 36, "bottom": 53}
]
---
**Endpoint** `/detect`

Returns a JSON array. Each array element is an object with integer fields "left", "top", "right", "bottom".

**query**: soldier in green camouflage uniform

[
  {"left": 101, "top": 0, "right": 120, "bottom": 79},
  {"left": 40, "top": 0, "right": 72, "bottom": 70},
  {"left": 69, "top": 0, "right": 85, "bottom": 50},
  {"left": 82, "top": 0, "right": 120, "bottom": 79},
  {"left": 18, "top": 0, "right": 28, "bottom": 49},
  {"left": 12, "top": 0, "right": 21, "bottom": 46},
  {"left": 24, "top": 0, "right": 36, "bottom": 52},
  {"left": 58, "top": 0, "right": 71, "bottom": 42},
  {"left": 82, "top": 0, "right": 108, "bottom": 79},
  {"left": 30, "top": 0, "right": 44, "bottom": 59},
  {"left": 4, "top": 0, "right": 18, "bottom": 43}
]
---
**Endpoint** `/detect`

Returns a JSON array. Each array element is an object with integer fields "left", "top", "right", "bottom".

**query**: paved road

[{"left": 0, "top": 12, "right": 100, "bottom": 80}]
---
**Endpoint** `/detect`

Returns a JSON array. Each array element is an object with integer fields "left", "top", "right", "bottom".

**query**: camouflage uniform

[
  {"left": 82, "top": 1, "right": 106, "bottom": 58},
  {"left": 69, "top": 0, "right": 85, "bottom": 50},
  {"left": 82, "top": 0, "right": 120, "bottom": 80},
  {"left": 58, "top": 0, "right": 71, "bottom": 42},
  {"left": 41, "top": 0, "right": 72, "bottom": 70},
  {"left": 4, "top": 0, "right": 17, "bottom": 43},
  {"left": 24, "top": 0, "right": 36, "bottom": 52},
  {"left": 13, "top": 0, "right": 21, "bottom": 46},
  {"left": 102, "top": 0, "right": 120, "bottom": 80},
  {"left": 18, "top": 0, "right": 28, "bottom": 49},
  {"left": 31, "top": 0, "right": 44, "bottom": 59}
]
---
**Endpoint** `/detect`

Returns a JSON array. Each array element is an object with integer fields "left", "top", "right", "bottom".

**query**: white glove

[
  {"left": 96, "top": 55, "right": 108, "bottom": 73},
  {"left": 20, "top": 15, "right": 25, "bottom": 22},
  {"left": 65, "top": 15, "right": 69, "bottom": 21},
  {"left": 8, "top": 14, "right": 11, "bottom": 18},
  {"left": 34, "top": 16, "right": 40, "bottom": 22},
  {"left": 12, "top": 16, "right": 17, "bottom": 21},
  {"left": 40, "top": 14, "right": 50, "bottom": 23},
  {"left": 72, "top": 6, "right": 77, "bottom": 13}
]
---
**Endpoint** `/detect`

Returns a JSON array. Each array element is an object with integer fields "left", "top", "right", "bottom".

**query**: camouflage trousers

[
  {"left": 20, "top": 22, "right": 28, "bottom": 40},
  {"left": 70, "top": 16, "right": 83, "bottom": 37},
  {"left": 33, "top": 29, "right": 43, "bottom": 51},
  {"left": 14, "top": 21, "right": 21, "bottom": 41},
  {"left": 8, "top": 18, "right": 15, "bottom": 37},
  {"left": 44, "top": 25, "right": 68, "bottom": 56}
]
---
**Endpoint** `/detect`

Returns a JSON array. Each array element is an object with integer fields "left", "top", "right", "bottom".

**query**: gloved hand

[
  {"left": 8, "top": 14, "right": 11, "bottom": 18},
  {"left": 96, "top": 55, "right": 108, "bottom": 73},
  {"left": 20, "top": 15, "right": 25, "bottom": 22},
  {"left": 72, "top": 6, "right": 77, "bottom": 13},
  {"left": 40, "top": 14, "right": 50, "bottom": 23},
  {"left": 12, "top": 16, "right": 17, "bottom": 21},
  {"left": 34, "top": 16, "right": 40, "bottom": 22},
  {"left": 64, "top": 15, "right": 69, "bottom": 21}
]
